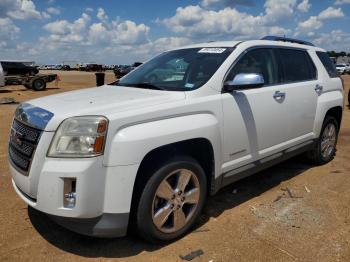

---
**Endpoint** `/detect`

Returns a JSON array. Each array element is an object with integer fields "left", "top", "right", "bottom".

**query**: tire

[
  {"left": 135, "top": 156, "right": 207, "bottom": 243},
  {"left": 32, "top": 79, "right": 46, "bottom": 91},
  {"left": 309, "top": 116, "right": 339, "bottom": 165}
]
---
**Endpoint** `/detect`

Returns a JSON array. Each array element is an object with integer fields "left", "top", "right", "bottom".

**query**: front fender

[{"left": 103, "top": 113, "right": 221, "bottom": 168}]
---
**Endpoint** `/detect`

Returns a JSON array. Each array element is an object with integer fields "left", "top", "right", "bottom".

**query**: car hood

[{"left": 26, "top": 85, "right": 186, "bottom": 131}]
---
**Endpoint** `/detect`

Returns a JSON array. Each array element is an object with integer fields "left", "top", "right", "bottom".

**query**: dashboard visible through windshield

[{"left": 114, "top": 47, "right": 234, "bottom": 91}]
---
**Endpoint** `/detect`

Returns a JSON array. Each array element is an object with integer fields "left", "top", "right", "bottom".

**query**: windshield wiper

[
  {"left": 113, "top": 82, "right": 166, "bottom": 90},
  {"left": 132, "top": 83, "right": 166, "bottom": 90}
]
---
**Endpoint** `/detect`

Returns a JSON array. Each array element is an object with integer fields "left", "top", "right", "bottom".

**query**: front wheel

[
  {"left": 136, "top": 157, "right": 207, "bottom": 243},
  {"left": 309, "top": 116, "right": 339, "bottom": 165}
]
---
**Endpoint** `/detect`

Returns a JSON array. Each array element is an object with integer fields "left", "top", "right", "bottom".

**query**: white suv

[
  {"left": 336, "top": 63, "right": 348, "bottom": 75},
  {"left": 9, "top": 36, "right": 343, "bottom": 242}
]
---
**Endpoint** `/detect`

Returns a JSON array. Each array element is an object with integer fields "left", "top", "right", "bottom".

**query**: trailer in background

[{"left": 4, "top": 74, "right": 58, "bottom": 91}]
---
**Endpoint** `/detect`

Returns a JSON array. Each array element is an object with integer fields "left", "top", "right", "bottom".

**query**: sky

[{"left": 0, "top": 0, "right": 350, "bottom": 65}]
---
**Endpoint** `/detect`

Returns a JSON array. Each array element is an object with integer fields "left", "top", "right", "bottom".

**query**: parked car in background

[
  {"left": 42, "top": 65, "right": 56, "bottom": 70},
  {"left": 114, "top": 65, "right": 133, "bottom": 78},
  {"left": 132, "top": 62, "right": 143, "bottom": 68},
  {"left": 62, "top": 65, "right": 71, "bottom": 71},
  {"left": 336, "top": 64, "right": 348, "bottom": 75},
  {"left": 346, "top": 64, "right": 350, "bottom": 74},
  {"left": 85, "top": 64, "right": 103, "bottom": 72},
  {"left": 0, "top": 61, "right": 39, "bottom": 76}
]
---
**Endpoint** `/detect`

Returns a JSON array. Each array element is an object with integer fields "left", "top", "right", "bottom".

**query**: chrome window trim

[{"left": 221, "top": 45, "right": 319, "bottom": 92}]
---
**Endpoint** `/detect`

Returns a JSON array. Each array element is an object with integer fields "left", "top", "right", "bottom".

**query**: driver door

[{"left": 221, "top": 48, "right": 292, "bottom": 172}]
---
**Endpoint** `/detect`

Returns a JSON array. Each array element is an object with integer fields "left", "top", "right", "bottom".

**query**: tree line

[{"left": 327, "top": 51, "right": 350, "bottom": 58}]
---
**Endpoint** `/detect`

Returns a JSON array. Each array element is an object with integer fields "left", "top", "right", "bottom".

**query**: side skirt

[{"left": 213, "top": 140, "right": 315, "bottom": 194}]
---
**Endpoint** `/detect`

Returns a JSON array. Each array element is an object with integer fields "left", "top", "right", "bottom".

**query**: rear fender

[{"left": 314, "top": 90, "right": 343, "bottom": 137}]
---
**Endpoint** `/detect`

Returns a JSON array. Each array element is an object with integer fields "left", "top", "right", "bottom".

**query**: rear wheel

[
  {"left": 135, "top": 156, "right": 207, "bottom": 243},
  {"left": 32, "top": 79, "right": 46, "bottom": 91},
  {"left": 309, "top": 116, "right": 339, "bottom": 165}
]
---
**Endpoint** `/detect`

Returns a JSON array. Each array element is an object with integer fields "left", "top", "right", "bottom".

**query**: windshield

[{"left": 114, "top": 47, "right": 234, "bottom": 91}]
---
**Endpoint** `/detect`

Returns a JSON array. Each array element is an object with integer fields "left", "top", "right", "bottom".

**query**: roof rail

[{"left": 261, "top": 36, "right": 314, "bottom": 47}]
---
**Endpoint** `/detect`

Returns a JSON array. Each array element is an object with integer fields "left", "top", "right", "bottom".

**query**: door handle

[
  {"left": 273, "top": 91, "right": 285, "bottom": 99},
  {"left": 315, "top": 84, "right": 323, "bottom": 94}
]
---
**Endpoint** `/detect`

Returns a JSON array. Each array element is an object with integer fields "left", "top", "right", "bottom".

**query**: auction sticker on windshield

[{"left": 198, "top": 48, "right": 227, "bottom": 54}]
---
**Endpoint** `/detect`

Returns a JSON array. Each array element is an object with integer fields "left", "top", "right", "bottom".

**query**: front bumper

[
  {"left": 10, "top": 156, "right": 140, "bottom": 237},
  {"left": 50, "top": 212, "right": 129, "bottom": 238},
  {"left": 12, "top": 177, "right": 130, "bottom": 238}
]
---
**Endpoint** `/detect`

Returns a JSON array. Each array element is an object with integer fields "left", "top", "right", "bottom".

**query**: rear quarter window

[{"left": 316, "top": 52, "right": 338, "bottom": 78}]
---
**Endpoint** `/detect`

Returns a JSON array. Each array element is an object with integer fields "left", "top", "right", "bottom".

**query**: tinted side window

[
  {"left": 15, "top": 63, "right": 25, "bottom": 68},
  {"left": 316, "top": 52, "right": 338, "bottom": 78},
  {"left": 279, "top": 49, "right": 316, "bottom": 83},
  {"left": 1, "top": 62, "right": 10, "bottom": 70},
  {"left": 227, "top": 48, "right": 280, "bottom": 86}
]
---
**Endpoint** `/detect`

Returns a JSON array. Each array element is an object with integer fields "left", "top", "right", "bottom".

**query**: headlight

[{"left": 48, "top": 116, "right": 108, "bottom": 158}]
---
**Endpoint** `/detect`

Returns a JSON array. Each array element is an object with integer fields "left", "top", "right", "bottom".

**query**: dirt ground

[{"left": 0, "top": 71, "right": 349, "bottom": 262}]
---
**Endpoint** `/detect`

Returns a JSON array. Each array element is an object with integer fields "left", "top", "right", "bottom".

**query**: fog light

[
  {"left": 64, "top": 192, "right": 76, "bottom": 208},
  {"left": 63, "top": 178, "right": 76, "bottom": 208}
]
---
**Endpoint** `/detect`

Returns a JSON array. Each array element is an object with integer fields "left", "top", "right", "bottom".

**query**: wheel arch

[
  {"left": 133, "top": 137, "right": 215, "bottom": 196},
  {"left": 325, "top": 106, "right": 343, "bottom": 128},
  {"left": 129, "top": 138, "right": 216, "bottom": 225}
]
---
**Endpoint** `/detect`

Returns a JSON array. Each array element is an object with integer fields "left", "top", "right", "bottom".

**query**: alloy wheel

[
  {"left": 321, "top": 122, "right": 337, "bottom": 159},
  {"left": 152, "top": 169, "right": 200, "bottom": 233}
]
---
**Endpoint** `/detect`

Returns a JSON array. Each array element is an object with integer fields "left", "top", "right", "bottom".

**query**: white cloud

[
  {"left": 297, "top": 0, "right": 311, "bottom": 12},
  {"left": 42, "top": 12, "right": 51, "bottom": 19},
  {"left": 264, "top": 0, "right": 297, "bottom": 23},
  {"left": 318, "top": 7, "right": 344, "bottom": 19},
  {"left": 39, "top": 11, "right": 150, "bottom": 64},
  {"left": 7, "top": 0, "right": 42, "bottom": 20},
  {"left": 335, "top": 0, "right": 350, "bottom": 5},
  {"left": 162, "top": 3, "right": 293, "bottom": 40},
  {"left": 0, "top": 18, "right": 20, "bottom": 48},
  {"left": 149, "top": 37, "right": 192, "bottom": 53},
  {"left": 46, "top": 7, "right": 61, "bottom": 15},
  {"left": 314, "top": 30, "right": 350, "bottom": 51},
  {"left": 0, "top": 0, "right": 51, "bottom": 20},
  {"left": 296, "top": 16, "right": 322, "bottom": 34},
  {"left": 296, "top": 6, "right": 344, "bottom": 35},
  {"left": 97, "top": 8, "right": 108, "bottom": 23},
  {"left": 43, "top": 13, "right": 91, "bottom": 42},
  {"left": 111, "top": 20, "right": 150, "bottom": 44}
]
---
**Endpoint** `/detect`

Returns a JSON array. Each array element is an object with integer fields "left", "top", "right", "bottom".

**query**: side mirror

[{"left": 224, "top": 73, "right": 264, "bottom": 92}]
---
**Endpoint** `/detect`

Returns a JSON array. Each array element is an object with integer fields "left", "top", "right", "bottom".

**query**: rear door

[{"left": 277, "top": 48, "right": 318, "bottom": 141}]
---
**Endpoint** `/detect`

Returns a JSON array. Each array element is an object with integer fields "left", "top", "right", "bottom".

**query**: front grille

[{"left": 9, "top": 119, "right": 43, "bottom": 175}]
